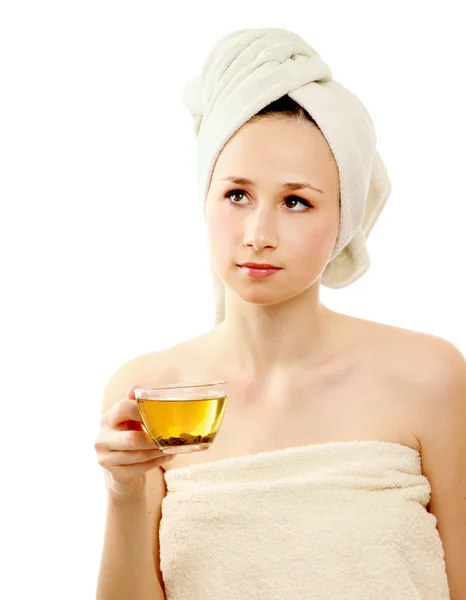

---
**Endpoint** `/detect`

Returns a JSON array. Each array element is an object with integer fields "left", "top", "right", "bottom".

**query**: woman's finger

[
  {"left": 95, "top": 428, "right": 157, "bottom": 452},
  {"left": 101, "top": 448, "right": 167, "bottom": 467},
  {"left": 102, "top": 397, "right": 142, "bottom": 430}
]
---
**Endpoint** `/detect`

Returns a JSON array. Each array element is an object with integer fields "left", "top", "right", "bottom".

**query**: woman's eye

[
  {"left": 225, "top": 189, "right": 312, "bottom": 211},
  {"left": 284, "top": 196, "right": 312, "bottom": 211},
  {"left": 225, "top": 190, "right": 247, "bottom": 204}
]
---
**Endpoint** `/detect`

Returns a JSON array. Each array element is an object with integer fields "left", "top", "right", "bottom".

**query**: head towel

[{"left": 182, "top": 27, "right": 392, "bottom": 324}]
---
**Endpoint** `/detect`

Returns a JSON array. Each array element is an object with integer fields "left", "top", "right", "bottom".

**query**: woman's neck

[{"left": 212, "top": 302, "right": 345, "bottom": 379}]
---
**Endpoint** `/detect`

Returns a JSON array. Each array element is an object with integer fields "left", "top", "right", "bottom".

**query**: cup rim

[{"left": 136, "top": 380, "right": 227, "bottom": 392}]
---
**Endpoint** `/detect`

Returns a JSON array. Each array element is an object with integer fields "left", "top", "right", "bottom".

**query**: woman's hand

[{"left": 94, "top": 384, "right": 174, "bottom": 496}]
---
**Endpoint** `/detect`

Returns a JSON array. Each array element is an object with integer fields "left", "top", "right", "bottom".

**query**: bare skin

[
  {"left": 204, "top": 116, "right": 342, "bottom": 375},
  {"left": 137, "top": 312, "right": 423, "bottom": 474},
  {"left": 149, "top": 116, "right": 424, "bottom": 472}
]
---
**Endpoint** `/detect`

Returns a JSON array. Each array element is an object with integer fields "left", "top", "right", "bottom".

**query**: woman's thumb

[{"left": 126, "top": 384, "right": 141, "bottom": 399}]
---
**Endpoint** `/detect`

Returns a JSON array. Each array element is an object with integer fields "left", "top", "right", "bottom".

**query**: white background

[{"left": 1, "top": 1, "right": 465, "bottom": 598}]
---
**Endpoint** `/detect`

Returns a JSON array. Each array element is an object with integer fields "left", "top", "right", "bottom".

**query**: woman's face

[{"left": 205, "top": 116, "right": 341, "bottom": 309}]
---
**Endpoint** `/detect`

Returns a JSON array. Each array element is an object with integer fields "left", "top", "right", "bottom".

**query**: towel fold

[{"left": 160, "top": 440, "right": 449, "bottom": 599}]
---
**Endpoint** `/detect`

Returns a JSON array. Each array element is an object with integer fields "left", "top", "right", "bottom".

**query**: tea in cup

[{"left": 135, "top": 381, "right": 227, "bottom": 454}]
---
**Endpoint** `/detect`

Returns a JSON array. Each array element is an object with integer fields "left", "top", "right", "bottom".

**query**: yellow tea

[{"left": 137, "top": 395, "right": 227, "bottom": 453}]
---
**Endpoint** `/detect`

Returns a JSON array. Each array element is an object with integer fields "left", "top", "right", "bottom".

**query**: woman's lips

[{"left": 238, "top": 265, "right": 282, "bottom": 279}]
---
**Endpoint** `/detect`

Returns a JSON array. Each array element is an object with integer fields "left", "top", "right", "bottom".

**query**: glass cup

[{"left": 134, "top": 381, "right": 228, "bottom": 454}]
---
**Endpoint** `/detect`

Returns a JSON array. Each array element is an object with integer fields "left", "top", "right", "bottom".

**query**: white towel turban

[{"left": 182, "top": 27, "right": 392, "bottom": 325}]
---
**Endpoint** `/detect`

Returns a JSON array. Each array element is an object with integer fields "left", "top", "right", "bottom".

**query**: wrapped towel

[
  {"left": 160, "top": 440, "right": 449, "bottom": 599},
  {"left": 182, "top": 28, "right": 392, "bottom": 325}
]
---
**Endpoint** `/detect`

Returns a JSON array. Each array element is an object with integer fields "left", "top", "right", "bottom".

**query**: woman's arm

[
  {"left": 96, "top": 484, "right": 166, "bottom": 600},
  {"left": 96, "top": 355, "right": 173, "bottom": 599},
  {"left": 416, "top": 337, "right": 466, "bottom": 600}
]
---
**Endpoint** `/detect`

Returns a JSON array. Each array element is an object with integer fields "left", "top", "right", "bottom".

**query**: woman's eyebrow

[{"left": 218, "top": 175, "right": 324, "bottom": 194}]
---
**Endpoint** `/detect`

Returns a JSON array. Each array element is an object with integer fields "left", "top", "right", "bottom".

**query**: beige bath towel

[{"left": 160, "top": 440, "right": 449, "bottom": 599}]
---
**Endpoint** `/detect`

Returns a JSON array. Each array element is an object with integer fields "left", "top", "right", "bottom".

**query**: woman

[{"left": 95, "top": 28, "right": 466, "bottom": 600}]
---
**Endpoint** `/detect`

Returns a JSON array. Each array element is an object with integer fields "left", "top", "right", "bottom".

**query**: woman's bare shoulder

[
  {"left": 114, "top": 330, "right": 217, "bottom": 389},
  {"left": 348, "top": 315, "right": 463, "bottom": 386},
  {"left": 342, "top": 313, "right": 454, "bottom": 349}
]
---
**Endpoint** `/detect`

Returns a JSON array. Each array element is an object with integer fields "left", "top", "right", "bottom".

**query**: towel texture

[
  {"left": 160, "top": 441, "right": 449, "bottom": 599},
  {"left": 182, "top": 28, "right": 392, "bottom": 325}
]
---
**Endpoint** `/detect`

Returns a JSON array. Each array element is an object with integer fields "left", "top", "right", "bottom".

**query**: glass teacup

[{"left": 135, "top": 381, "right": 227, "bottom": 454}]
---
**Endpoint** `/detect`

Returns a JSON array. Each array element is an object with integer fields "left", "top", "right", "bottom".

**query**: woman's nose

[{"left": 242, "top": 209, "right": 278, "bottom": 250}]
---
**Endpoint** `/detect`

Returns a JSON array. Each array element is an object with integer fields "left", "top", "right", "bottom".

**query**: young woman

[{"left": 94, "top": 29, "right": 466, "bottom": 600}]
